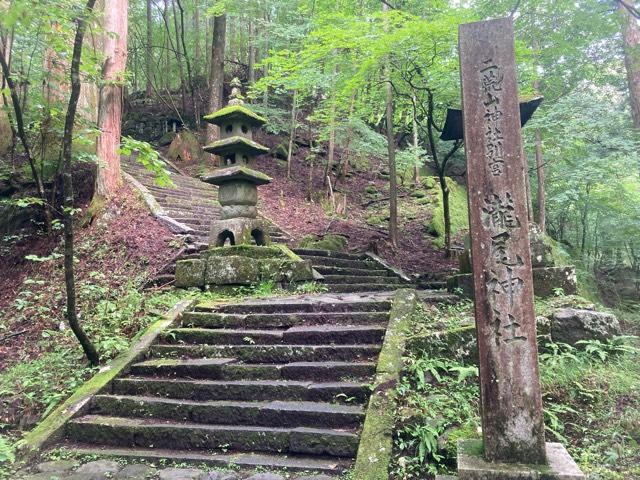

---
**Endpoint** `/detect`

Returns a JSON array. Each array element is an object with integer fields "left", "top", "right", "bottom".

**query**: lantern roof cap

[
  {"left": 203, "top": 104, "right": 267, "bottom": 127},
  {"left": 201, "top": 165, "right": 272, "bottom": 186},
  {"left": 203, "top": 135, "right": 269, "bottom": 157}
]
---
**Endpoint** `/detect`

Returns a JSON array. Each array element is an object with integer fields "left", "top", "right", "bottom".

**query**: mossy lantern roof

[
  {"left": 201, "top": 165, "right": 272, "bottom": 186},
  {"left": 203, "top": 136, "right": 270, "bottom": 157},
  {"left": 203, "top": 105, "right": 267, "bottom": 128}
]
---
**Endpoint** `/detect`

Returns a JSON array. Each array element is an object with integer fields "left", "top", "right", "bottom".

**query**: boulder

[
  {"left": 551, "top": 308, "right": 621, "bottom": 345},
  {"left": 448, "top": 266, "right": 577, "bottom": 299},
  {"left": 299, "top": 234, "right": 348, "bottom": 252},
  {"left": 167, "top": 130, "right": 204, "bottom": 163}
]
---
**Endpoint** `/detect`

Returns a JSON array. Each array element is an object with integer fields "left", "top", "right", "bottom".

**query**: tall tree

[
  {"left": 145, "top": 0, "right": 153, "bottom": 96},
  {"left": 63, "top": 0, "right": 100, "bottom": 366},
  {"left": 383, "top": 1, "right": 398, "bottom": 247},
  {"left": 207, "top": 11, "right": 226, "bottom": 147},
  {"left": 95, "top": 0, "right": 128, "bottom": 200},
  {"left": 620, "top": 1, "right": 640, "bottom": 129}
]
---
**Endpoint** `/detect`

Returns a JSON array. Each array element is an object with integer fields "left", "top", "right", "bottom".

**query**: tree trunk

[
  {"left": 207, "top": 12, "right": 226, "bottom": 149},
  {"left": 0, "top": 20, "right": 14, "bottom": 159},
  {"left": 145, "top": 0, "right": 153, "bottom": 96},
  {"left": 286, "top": 90, "right": 297, "bottom": 179},
  {"left": 0, "top": 37, "right": 53, "bottom": 233},
  {"left": 535, "top": 128, "right": 546, "bottom": 232},
  {"left": 440, "top": 175, "right": 451, "bottom": 254},
  {"left": 248, "top": 18, "right": 255, "bottom": 86},
  {"left": 383, "top": 2, "right": 398, "bottom": 247},
  {"left": 621, "top": 1, "right": 640, "bottom": 129},
  {"left": 193, "top": 0, "right": 201, "bottom": 72},
  {"left": 95, "top": 0, "right": 128, "bottom": 199},
  {"left": 170, "top": 0, "right": 187, "bottom": 114},
  {"left": 580, "top": 184, "right": 591, "bottom": 255},
  {"left": 412, "top": 93, "right": 420, "bottom": 185},
  {"left": 63, "top": 0, "right": 100, "bottom": 366}
]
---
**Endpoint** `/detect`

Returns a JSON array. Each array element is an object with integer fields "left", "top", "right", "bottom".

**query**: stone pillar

[
  {"left": 453, "top": 17, "right": 585, "bottom": 479},
  {"left": 460, "top": 16, "right": 546, "bottom": 465}
]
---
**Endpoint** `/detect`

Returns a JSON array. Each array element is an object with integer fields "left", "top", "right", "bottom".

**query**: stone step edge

[{"left": 61, "top": 444, "right": 351, "bottom": 474}]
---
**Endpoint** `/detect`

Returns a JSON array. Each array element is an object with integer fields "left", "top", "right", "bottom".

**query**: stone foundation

[
  {"left": 447, "top": 266, "right": 577, "bottom": 299},
  {"left": 455, "top": 439, "right": 585, "bottom": 479},
  {"left": 175, "top": 245, "right": 314, "bottom": 288}
]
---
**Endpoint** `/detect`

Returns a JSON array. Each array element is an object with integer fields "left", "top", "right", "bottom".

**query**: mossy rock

[
  {"left": 424, "top": 177, "right": 469, "bottom": 248},
  {"left": 157, "top": 131, "right": 177, "bottom": 147},
  {"left": 410, "top": 189, "right": 428, "bottom": 198},
  {"left": 270, "top": 142, "right": 296, "bottom": 160},
  {"left": 416, "top": 196, "right": 433, "bottom": 205},
  {"left": 299, "top": 234, "right": 348, "bottom": 252},
  {"left": 364, "top": 184, "right": 379, "bottom": 196},
  {"left": 366, "top": 214, "right": 388, "bottom": 227},
  {"left": 166, "top": 130, "right": 204, "bottom": 163},
  {"left": 175, "top": 258, "right": 206, "bottom": 288},
  {"left": 422, "top": 176, "right": 437, "bottom": 189}
]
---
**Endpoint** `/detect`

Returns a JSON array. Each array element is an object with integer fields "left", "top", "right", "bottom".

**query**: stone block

[
  {"left": 175, "top": 258, "right": 206, "bottom": 288},
  {"left": 531, "top": 267, "right": 577, "bottom": 297},
  {"left": 551, "top": 308, "right": 621, "bottom": 346},
  {"left": 210, "top": 217, "right": 271, "bottom": 247},
  {"left": 448, "top": 267, "right": 577, "bottom": 299},
  {"left": 457, "top": 440, "right": 585, "bottom": 479},
  {"left": 205, "top": 255, "right": 261, "bottom": 285}
]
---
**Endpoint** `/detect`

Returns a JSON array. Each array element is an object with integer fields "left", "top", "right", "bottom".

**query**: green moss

[
  {"left": 299, "top": 234, "right": 348, "bottom": 252},
  {"left": 426, "top": 177, "right": 469, "bottom": 248},
  {"left": 542, "top": 233, "right": 572, "bottom": 267},
  {"left": 353, "top": 289, "right": 418, "bottom": 480},
  {"left": 364, "top": 185, "right": 380, "bottom": 196},
  {"left": 203, "top": 105, "right": 267, "bottom": 126},
  {"left": 204, "top": 245, "right": 283, "bottom": 259}
]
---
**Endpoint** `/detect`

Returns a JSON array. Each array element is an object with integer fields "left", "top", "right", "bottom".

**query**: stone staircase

[
  {"left": 60, "top": 294, "right": 395, "bottom": 476},
  {"left": 123, "top": 158, "right": 291, "bottom": 246},
  {"left": 293, "top": 248, "right": 411, "bottom": 293}
]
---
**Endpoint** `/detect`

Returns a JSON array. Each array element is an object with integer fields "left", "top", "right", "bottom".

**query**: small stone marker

[{"left": 457, "top": 17, "right": 585, "bottom": 479}]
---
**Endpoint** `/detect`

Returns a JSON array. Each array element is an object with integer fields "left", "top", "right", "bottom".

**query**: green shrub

[{"left": 425, "top": 177, "right": 468, "bottom": 248}]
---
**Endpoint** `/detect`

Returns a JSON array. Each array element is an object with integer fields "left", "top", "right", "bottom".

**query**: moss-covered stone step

[
  {"left": 223, "top": 361, "right": 376, "bottom": 381},
  {"left": 326, "top": 284, "right": 402, "bottom": 293},
  {"left": 90, "top": 396, "right": 365, "bottom": 429},
  {"left": 67, "top": 415, "right": 359, "bottom": 457},
  {"left": 298, "top": 256, "right": 380, "bottom": 270},
  {"left": 181, "top": 311, "right": 390, "bottom": 329},
  {"left": 293, "top": 249, "right": 368, "bottom": 261},
  {"left": 112, "top": 378, "right": 371, "bottom": 403},
  {"left": 160, "top": 325, "right": 386, "bottom": 346},
  {"left": 62, "top": 445, "right": 351, "bottom": 474},
  {"left": 313, "top": 266, "right": 391, "bottom": 277},
  {"left": 129, "top": 357, "right": 235, "bottom": 378},
  {"left": 130, "top": 358, "right": 376, "bottom": 381},
  {"left": 149, "top": 344, "right": 381, "bottom": 363},
  {"left": 200, "top": 298, "right": 392, "bottom": 314},
  {"left": 322, "top": 275, "right": 403, "bottom": 285}
]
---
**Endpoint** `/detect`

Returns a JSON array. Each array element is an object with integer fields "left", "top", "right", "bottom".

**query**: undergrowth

[{"left": 391, "top": 299, "right": 640, "bottom": 480}]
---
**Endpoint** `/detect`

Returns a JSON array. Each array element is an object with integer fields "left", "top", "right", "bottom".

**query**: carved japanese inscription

[{"left": 459, "top": 18, "right": 547, "bottom": 465}]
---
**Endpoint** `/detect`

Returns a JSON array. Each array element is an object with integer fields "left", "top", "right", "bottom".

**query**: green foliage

[
  {"left": 393, "top": 299, "right": 640, "bottom": 479},
  {"left": 294, "top": 281, "right": 328, "bottom": 294},
  {"left": 119, "top": 137, "right": 174, "bottom": 188}
]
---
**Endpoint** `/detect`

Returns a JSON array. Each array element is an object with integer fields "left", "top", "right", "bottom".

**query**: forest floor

[
  {"left": 0, "top": 186, "right": 181, "bottom": 431},
  {"left": 167, "top": 130, "right": 460, "bottom": 278}
]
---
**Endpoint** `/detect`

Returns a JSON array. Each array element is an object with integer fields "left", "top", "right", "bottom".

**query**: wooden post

[{"left": 459, "top": 17, "right": 546, "bottom": 465}]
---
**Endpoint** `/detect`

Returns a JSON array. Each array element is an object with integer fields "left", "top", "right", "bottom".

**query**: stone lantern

[
  {"left": 202, "top": 78, "right": 272, "bottom": 247},
  {"left": 174, "top": 78, "right": 314, "bottom": 288}
]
